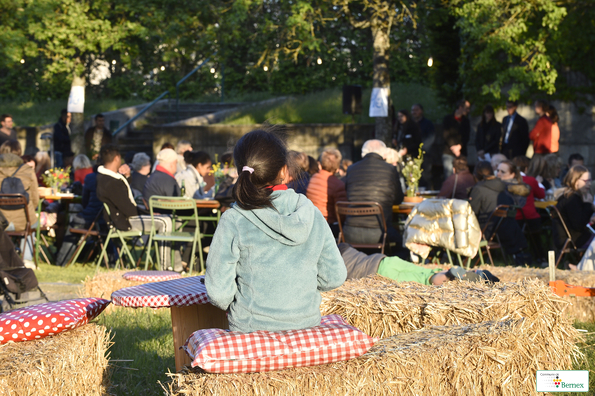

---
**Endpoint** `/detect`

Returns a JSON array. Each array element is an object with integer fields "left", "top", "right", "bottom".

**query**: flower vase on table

[
  {"left": 42, "top": 167, "right": 71, "bottom": 196},
  {"left": 402, "top": 144, "right": 425, "bottom": 204}
]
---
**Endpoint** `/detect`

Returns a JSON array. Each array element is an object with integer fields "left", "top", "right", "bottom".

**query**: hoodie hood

[
  {"left": 231, "top": 189, "right": 316, "bottom": 246},
  {"left": 0, "top": 153, "right": 24, "bottom": 168},
  {"left": 479, "top": 178, "right": 506, "bottom": 193}
]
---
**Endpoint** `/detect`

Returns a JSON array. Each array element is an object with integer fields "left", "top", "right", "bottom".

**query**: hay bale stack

[
  {"left": 81, "top": 270, "right": 146, "bottom": 301},
  {"left": 0, "top": 324, "right": 111, "bottom": 396},
  {"left": 320, "top": 276, "right": 571, "bottom": 339},
  {"left": 166, "top": 318, "right": 580, "bottom": 396}
]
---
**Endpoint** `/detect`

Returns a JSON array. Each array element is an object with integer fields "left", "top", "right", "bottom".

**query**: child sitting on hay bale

[
  {"left": 205, "top": 130, "right": 347, "bottom": 333},
  {"left": 339, "top": 243, "right": 499, "bottom": 284}
]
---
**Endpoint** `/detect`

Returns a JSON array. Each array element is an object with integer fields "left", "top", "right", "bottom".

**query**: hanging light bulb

[
  {"left": 317, "top": 57, "right": 322, "bottom": 65},
  {"left": 210, "top": 67, "right": 216, "bottom": 73},
  {"left": 160, "top": 66, "right": 165, "bottom": 71},
  {"left": 427, "top": 57, "right": 433, "bottom": 67},
  {"left": 263, "top": 65, "right": 269, "bottom": 72}
]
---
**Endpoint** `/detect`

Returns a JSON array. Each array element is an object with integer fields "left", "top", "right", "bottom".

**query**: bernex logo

[{"left": 537, "top": 370, "right": 589, "bottom": 392}]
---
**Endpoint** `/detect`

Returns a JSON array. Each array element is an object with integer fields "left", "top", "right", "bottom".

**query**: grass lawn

[
  {"left": 34, "top": 261, "right": 102, "bottom": 284},
  {"left": 220, "top": 83, "right": 449, "bottom": 126},
  {"left": 1, "top": 98, "right": 146, "bottom": 127}
]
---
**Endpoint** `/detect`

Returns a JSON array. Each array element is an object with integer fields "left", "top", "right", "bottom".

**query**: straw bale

[
  {"left": 0, "top": 323, "right": 111, "bottom": 396},
  {"left": 81, "top": 271, "right": 146, "bottom": 309},
  {"left": 165, "top": 318, "right": 580, "bottom": 396},
  {"left": 320, "top": 276, "right": 574, "bottom": 339}
]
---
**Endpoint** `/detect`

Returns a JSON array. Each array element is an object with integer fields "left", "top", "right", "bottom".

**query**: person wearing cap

[
  {"left": 96, "top": 144, "right": 181, "bottom": 270},
  {"left": 143, "top": 148, "right": 181, "bottom": 202}
]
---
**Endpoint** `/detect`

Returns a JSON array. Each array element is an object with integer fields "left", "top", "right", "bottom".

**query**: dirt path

[{"left": 39, "top": 282, "right": 83, "bottom": 301}]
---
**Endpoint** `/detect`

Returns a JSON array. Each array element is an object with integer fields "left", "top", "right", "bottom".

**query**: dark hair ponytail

[{"left": 232, "top": 129, "right": 288, "bottom": 210}]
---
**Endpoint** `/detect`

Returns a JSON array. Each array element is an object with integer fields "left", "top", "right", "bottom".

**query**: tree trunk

[
  {"left": 69, "top": 74, "right": 86, "bottom": 156},
  {"left": 371, "top": 15, "right": 392, "bottom": 145}
]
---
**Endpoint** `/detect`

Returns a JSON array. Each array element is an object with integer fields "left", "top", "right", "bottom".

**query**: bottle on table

[{"left": 181, "top": 180, "right": 186, "bottom": 197}]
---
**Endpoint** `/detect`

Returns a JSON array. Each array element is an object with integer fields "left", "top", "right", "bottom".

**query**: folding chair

[
  {"left": 145, "top": 196, "right": 201, "bottom": 273},
  {"left": 546, "top": 205, "right": 586, "bottom": 268},
  {"left": 0, "top": 194, "right": 40, "bottom": 268},
  {"left": 474, "top": 205, "right": 514, "bottom": 266},
  {"left": 95, "top": 203, "right": 144, "bottom": 270},
  {"left": 335, "top": 201, "right": 388, "bottom": 254},
  {"left": 65, "top": 209, "right": 107, "bottom": 267}
]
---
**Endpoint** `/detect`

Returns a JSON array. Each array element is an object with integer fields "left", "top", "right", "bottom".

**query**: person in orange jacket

[{"left": 529, "top": 100, "right": 558, "bottom": 155}]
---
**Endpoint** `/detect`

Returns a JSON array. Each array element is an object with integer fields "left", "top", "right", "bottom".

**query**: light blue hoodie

[{"left": 205, "top": 189, "right": 346, "bottom": 333}]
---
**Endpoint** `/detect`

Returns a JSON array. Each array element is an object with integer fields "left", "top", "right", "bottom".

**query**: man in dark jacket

[
  {"left": 344, "top": 139, "right": 405, "bottom": 255},
  {"left": 442, "top": 100, "right": 471, "bottom": 179},
  {"left": 411, "top": 104, "right": 435, "bottom": 188},
  {"left": 500, "top": 100, "right": 529, "bottom": 160},
  {"left": 143, "top": 148, "right": 180, "bottom": 201},
  {"left": 53, "top": 109, "right": 74, "bottom": 168},
  {"left": 96, "top": 144, "right": 179, "bottom": 270},
  {"left": 84, "top": 114, "right": 112, "bottom": 161}
]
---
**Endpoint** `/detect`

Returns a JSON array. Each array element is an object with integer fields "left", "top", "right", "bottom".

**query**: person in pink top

[
  {"left": 529, "top": 100, "right": 558, "bottom": 155},
  {"left": 306, "top": 148, "right": 347, "bottom": 233}
]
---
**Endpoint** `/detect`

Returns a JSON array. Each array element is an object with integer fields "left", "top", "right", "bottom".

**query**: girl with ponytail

[{"left": 205, "top": 129, "right": 346, "bottom": 333}]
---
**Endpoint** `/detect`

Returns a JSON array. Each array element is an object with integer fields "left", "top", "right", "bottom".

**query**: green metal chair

[
  {"left": 95, "top": 203, "right": 144, "bottom": 270},
  {"left": 144, "top": 196, "right": 201, "bottom": 273}
]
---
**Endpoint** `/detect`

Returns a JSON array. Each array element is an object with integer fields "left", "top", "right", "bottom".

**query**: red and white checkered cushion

[
  {"left": 183, "top": 314, "right": 377, "bottom": 373},
  {"left": 122, "top": 270, "right": 182, "bottom": 282},
  {"left": 0, "top": 298, "right": 110, "bottom": 344}
]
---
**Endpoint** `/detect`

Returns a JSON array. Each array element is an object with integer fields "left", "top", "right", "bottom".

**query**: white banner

[
  {"left": 369, "top": 87, "right": 389, "bottom": 117},
  {"left": 67, "top": 85, "right": 85, "bottom": 113}
]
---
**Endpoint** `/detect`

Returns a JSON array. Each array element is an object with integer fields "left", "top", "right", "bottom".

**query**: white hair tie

[{"left": 242, "top": 166, "right": 254, "bottom": 174}]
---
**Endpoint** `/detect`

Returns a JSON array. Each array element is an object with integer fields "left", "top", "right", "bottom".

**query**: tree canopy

[{"left": 0, "top": 0, "right": 591, "bottom": 110}]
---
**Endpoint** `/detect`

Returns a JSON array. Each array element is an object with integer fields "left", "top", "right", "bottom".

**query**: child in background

[{"left": 206, "top": 130, "right": 347, "bottom": 333}]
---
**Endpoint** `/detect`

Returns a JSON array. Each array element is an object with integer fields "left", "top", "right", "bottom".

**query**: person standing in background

[
  {"left": 529, "top": 100, "right": 555, "bottom": 157},
  {"left": 0, "top": 114, "right": 17, "bottom": 146},
  {"left": 411, "top": 104, "right": 435, "bottom": 188},
  {"left": 53, "top": 109, "right": 74, "bottom": 168},
  {"left": 394, "top": 109, "right": 422, "bottom": 158},
  {"left": 84, "top": 114, "right": 112, "bottom": 161},
  {"left": 500, "top": 100, "right": 529, "bottom": 160},
  {"left": 442, "top": 100, "right": 471, "bottom": 179},
  {"left": 475, "top": 105, "right": 501, "bottom": 161},
  {"left": 545, "top": 105, "right": 560, "bottom": 154}
]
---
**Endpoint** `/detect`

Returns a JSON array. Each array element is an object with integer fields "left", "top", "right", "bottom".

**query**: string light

[
  {"left": 112, "top": 60, "right": 116, "bottom": 65},
  {"left": 210, "top": 68, "right": 216, "bottom": 73},
  {"left": 263, "top": 65, "right": 269, "bottom": 71},
  {"left": 20, "top": 59, "right": 25, "bottom": 64},
  {"left": 317, "top": 57, "right": 322, "bottom": 65},
  {"left": 160, "top": 66, "right": 165, "bottom": 71},
  {"left": 427, "top": 57, "right": 433, "bottom": 67}
]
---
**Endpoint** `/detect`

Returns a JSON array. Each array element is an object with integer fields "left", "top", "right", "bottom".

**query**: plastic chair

[
  {"left": 474, "top": 205, "right": 514, "bottom": 266},
  {"left": 145, "top": 196, "right": 201, "bottom": 273},
  {"left": 546, "top": 205, "right": 586, "bottom": 268},
  {"left": 335, "top": 201, "right": 388, "bottom": 254},
  {"left": 95, "top": 203, "right": 144, "bottom": 270},
  {"left": 65, "top": 209, "right": 107, "bottom": 267},
  {"left": 0, "top": 194, "right": 39, "bottom": 267}
]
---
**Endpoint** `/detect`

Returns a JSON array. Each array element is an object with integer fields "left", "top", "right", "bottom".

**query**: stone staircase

[{"left": 116, "top": 102, "right": 243, "bottom": 157}]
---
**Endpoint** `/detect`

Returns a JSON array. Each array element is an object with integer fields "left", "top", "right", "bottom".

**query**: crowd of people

[{"left": 0, "top": 95, "right": 590, "bottom": 274}]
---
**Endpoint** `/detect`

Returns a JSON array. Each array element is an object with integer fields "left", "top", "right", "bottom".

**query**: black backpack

[
  {"left": 0, "top": 164, "right": 29, "bottom": 210},
  {"left": 0, "top": 267, "right": 38, "bottom": 296}
]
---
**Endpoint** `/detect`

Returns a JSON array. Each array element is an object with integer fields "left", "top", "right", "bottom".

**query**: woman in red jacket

[{"left": 529, "top": 100, "right": 558, "bottom": 155}]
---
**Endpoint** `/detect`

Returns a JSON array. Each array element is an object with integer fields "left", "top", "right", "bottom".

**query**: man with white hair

[
  {"left": 143, "top": 148, "right": 181, "bottom": 201},
  {"left": 344, "top": 139, "right": 406, "bottom": 256},
  {"left": 176, "top": 140, "right": 193, "bottom": 173}
]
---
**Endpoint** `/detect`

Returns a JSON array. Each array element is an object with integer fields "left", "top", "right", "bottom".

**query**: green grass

[
  {"left": 2, "top": 98, "right": 146, "bottom": 127},
  {"left": 34, "top": 261, "right": 102, "bottom": 284},
  {"left": 98, "top": 308, "right": 174, "bottom": 396},
  {"left": 220, "top": 83, "right": 448, "bottom": 125}
]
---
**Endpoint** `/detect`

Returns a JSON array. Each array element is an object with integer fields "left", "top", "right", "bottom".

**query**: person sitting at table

[
  {"left": 55, "top": 164, "right": 105, "bottom": 266},
  {"left": 0, "top": 140, "right": 39, "bottom": 232},
  {"left": 175, "top": 151, "right": 212, "bottom": 199},
  {"left": 285, "top": 151, "right": 310, "bottom": 194},
  {"left": 34, "top": 151, "right": 51, "bottom": 186},
  {"left": 437, "top": 156, "right": 475, "bottom": 200},
  {"left": 554, "top": 165, "right": 595, "bottom": 251},
  {"left": 144, "top": 148, "right": 181, "bottom": 201},
  {"left": 214, "top": 152, "right": 238, "bottom": 206},
  {"left": 306, "top": 148, "right": 347, "bottom": 235},
  {"left": 469, "top": 161, "right": 531, "bottom": 266},
  {"left": 205, "top": 129, "right": 346, "bottom": 333},
  {"left": 73, "top": 154, "right": 93, "bottom": 185},
  {"left": 344, "top": 139, "right": 407, "bottom": 258},
  {"left": 129, "top": 152, "right": 151, "bottom": 197},
  {"left": 97, "top": 144, "right": 181, "bottom": 271},
  {"left": 339, "top": 243, "right": 499, "bottom": 284}
]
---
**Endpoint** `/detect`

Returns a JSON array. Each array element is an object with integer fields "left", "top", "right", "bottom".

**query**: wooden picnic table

[{"left": 111, "top": 275, "right": 228, "bottom": 371}]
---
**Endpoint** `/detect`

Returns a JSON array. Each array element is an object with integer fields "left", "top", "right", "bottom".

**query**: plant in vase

[
  {"left": 42, "top": 167, "right": 71, "bottom": 194},
  {"left": 209, "top": 154, "right": 228, "bottom": 196},
  {"left": 401, "top": 144, "right": 424, "bottom": 202}
]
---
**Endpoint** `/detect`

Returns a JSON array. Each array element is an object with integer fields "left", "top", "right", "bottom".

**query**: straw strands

[
  {"left": 165, "top": 277, "right": 581, "bottom": 395},
  {"left": 82, "top": 270, "right": 146, "bottom": 302},
  {"left": 0, "top": 324, "right": 111, "bottom": 396},
  {"left": 320, "top": 276, "right": 575, "bottom": 339},
  {"left": 166, "top": 318, "right": 577, "bottom": 396}
]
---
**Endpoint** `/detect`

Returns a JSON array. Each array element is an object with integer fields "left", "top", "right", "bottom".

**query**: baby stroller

[{"left": 0, "top": 222, "right": 48, "bottom": 312}]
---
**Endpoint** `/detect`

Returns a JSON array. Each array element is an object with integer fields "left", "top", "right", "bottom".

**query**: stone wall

[{"left": 150, "top": 123, "right": 376, "bottom": 162}]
